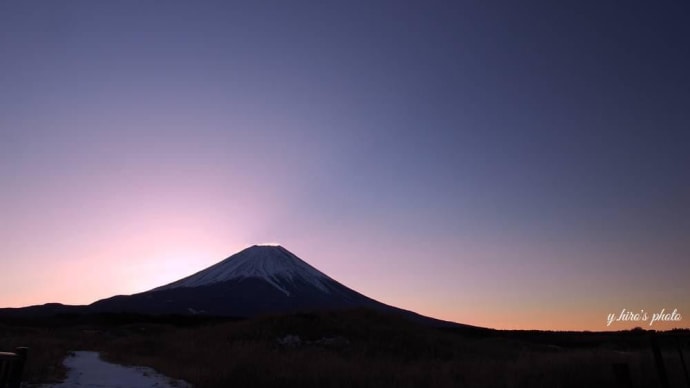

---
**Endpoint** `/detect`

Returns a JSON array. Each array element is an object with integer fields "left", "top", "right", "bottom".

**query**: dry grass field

[{"left": 1, "top": 310, "right": 689, "bottom": 388}]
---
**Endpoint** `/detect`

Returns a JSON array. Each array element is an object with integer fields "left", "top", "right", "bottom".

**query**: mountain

[
  {"left": 2, "top": 245, "right": 464, "bottom": 327},
  {"left": 91, "top": 245, "right": 463, "bottom": 326}
]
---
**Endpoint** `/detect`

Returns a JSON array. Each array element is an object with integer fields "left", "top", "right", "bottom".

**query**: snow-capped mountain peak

[
  {"left": 153, "top": 245, "right": 333, "bottom": 295},
  {"left": 79, "top": 244, "right": 463, "bottom": 327}
]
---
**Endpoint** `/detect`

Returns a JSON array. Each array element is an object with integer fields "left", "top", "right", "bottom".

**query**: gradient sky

[{"left": 1, "top": 1, "right": 688, "bottom": 331}]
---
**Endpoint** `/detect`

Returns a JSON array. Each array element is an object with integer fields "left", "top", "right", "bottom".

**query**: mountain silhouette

[{"left": 2, "top": 245, "right": 465, "bottom": 327}]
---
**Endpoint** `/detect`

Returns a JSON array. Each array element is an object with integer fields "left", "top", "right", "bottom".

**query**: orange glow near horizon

[{"left": 2, "top": 233, "right": 688, "bottom": 332}]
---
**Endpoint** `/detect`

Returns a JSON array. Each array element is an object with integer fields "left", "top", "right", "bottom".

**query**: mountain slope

[{"left": 89, "top": 245, "right": 459, "bottom": 327}]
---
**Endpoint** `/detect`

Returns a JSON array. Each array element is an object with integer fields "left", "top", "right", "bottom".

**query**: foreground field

[{"left": 1, "top": 310, "right": 689, "bottom": 388}]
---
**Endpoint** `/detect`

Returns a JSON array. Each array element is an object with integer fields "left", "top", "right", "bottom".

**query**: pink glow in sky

[{"left": 1, "top": 2, "right": 689, "bottom": 331}]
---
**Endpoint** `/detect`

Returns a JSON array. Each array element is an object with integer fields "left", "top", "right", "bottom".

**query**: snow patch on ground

[{"left": 40, "top": 351, "right": 190, "bottom": 388}]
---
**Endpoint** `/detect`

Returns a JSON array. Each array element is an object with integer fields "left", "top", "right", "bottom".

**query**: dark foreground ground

[{"left": 1, "top": 310, "right": 689, "bottom": 388}]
